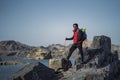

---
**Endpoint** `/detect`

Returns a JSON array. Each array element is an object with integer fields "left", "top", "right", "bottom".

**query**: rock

[
  {"left": 61, "top": 68, "right": 104, "bottom": 80},
  {"left": 0, "top": 61, "right": 22, "bottom": 65},
  {"left": 106, "top": 51, "right": 120, "bottom": 80},
  {"left": 85, "top": 73, "right": 104, "bottom": 80},
  {"left": 0, "top": 57, "right": 2, "bottom": 61},
  {"left": 54, "top": 35, "right": 120, "bottom": 80},
  {"left": 12, "top": 62, "right": 55, "bottom": 80},
  {"left": 49, "top": 59, "right": 62, "bottom": 71},
  {"left": 45, "top": 51, "right": 52, "bottom": 59},
  {"left": 90, "top": 35, "right": 111, "bottom": 68},
  {"left": 61, "top": 58, "right": 72, "bottom": 71},
  {"left": 47, "top": 44, "right": 65, "bottom": 51},
  {"left": 49, "top": 58, "right": 72, "bottom": 71},
  {"left": 27, "top": 48, "right": 52, "bottom": 60},
  {"left": 74, "top": 57, "right": 84, "bottom": 70},
  {"left": 82, "top": 40, "right": 92, "bottom": 48},
  {"left": 105, "top": 60, "right": 120, "bottom": 80},
  {"left": 111, "top": 44, "right": 120, "bottom": 52},
  {"left": 92, "top": 35, "right": 111, "bottom": 53},
  {"left": 74, "top": 35, "right": 119, "bottom": 69}
]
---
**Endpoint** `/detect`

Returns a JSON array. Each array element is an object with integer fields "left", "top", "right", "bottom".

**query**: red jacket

[{"left": 66, "top": 28, "right": 83, "bottom": 44}]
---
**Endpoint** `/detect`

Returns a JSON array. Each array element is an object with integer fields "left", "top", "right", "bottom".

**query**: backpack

[{"left": 78, "top": 28, "right": 87, "bottom": 41}]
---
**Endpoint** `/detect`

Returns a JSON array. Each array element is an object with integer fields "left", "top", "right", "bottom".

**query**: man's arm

[{"left": 66, "top": 36, "right": 74, "bottom": 40}]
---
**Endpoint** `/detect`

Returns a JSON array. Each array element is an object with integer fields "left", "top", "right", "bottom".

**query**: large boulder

[
  {"left": 92, "top": 35, "right": 111, "bottom": 67},
  {"left": 74, "top": 35, "right": 117, "bottom": 68},
  {"left": 106, "top": 51, "right": 120, "bottom": 80},
  {"left": 106, "top": 60, "right": 120, "bottom": 80},
  {"left": 12, "top": 62, "right": 55, "bottom": 80},
  {"left": 49, "top": 58, "right": 72, "bottom": 71},
  {"left": 49, "top": 59, "right": 62, "bottom": 71},
  {"left": 92, "top": 35, "right": 111, "bottom": 53}
]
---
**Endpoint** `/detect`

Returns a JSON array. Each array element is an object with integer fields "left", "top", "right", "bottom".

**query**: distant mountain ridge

[
  {"left": 0, "top": 40, "right": 33, "bottom": 51},
  {"left": 0, "top": 40, "right": 120, "bottom": 58}
]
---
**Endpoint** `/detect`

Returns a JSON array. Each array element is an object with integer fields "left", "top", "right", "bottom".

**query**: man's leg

[
  {"left": 77, "top": 43, "right": 84, "bottom": 62},
  {"left": 66, "top": 44, "right": 77, "bottom": 60}
]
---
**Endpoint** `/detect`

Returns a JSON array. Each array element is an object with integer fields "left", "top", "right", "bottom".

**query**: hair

[{"left": 73, "top": 23, "right": 78, "bottom": 27}]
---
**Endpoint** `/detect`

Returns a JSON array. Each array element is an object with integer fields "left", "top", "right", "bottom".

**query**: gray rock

[
  {"left": 92, "top": 35, "right": 111, "bottom": 53},
  {"left": 74, "top": 57, "right": 84, "bottom": 70},
  {"left": 49, "top": 59, "right": 62, "bottom": 71},
  {"left": 12, "top": 62, "right": 55, "bottom": 80},
  {"left": 106, "top": 52, "right": 120, "bottom": 80},
  {"left": 106, "top": 61, "right": 120, "bottom": 80},
  {"left": 85, "top": 74, "right": 104, "bottom": 80},
  {"left": 90, "top": 36, "right": 111, "bottom": 67},
  {"left": 0, "top": 57, "right": 2, "bottom": 61},
  {"left": 0, "top": 61, "right": 22, "bottom": 65}
]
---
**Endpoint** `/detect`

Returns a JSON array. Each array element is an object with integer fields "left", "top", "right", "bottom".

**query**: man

[{"left": 65, "top": 23, "right": 84, "bottom": 63}]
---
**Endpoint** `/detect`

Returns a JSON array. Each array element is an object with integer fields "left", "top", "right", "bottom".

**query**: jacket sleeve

[{"left": 66, "top": 36, "right": 74, "bottom": 40}]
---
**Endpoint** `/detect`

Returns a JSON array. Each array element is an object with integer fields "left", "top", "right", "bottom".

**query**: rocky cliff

[{"left": 50, "top": 35, "right": 120, "bottom": 80}]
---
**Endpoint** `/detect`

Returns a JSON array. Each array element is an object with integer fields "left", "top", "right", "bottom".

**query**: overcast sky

[{"left": 0, "top": 0, "right": 120, "bottom": 46}]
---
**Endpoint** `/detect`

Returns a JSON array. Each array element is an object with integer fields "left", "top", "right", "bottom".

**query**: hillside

[
  {"left": 0, "top": 40, "right": 120, "bottom": 59},
  {"left": 0, "top": 40, "right": 34, "bottom": 56}
]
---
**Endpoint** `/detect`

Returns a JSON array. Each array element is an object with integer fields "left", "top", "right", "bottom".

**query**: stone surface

[
  {"left": 61, "top": 58, "right": 72, "bottom": 71},
  {"left": 92, "top": 35, "right": 111, "bottom": 53},
  {"left": 12, "top": 62, "right": 55, "bottom": 80},
  {"left": 58, "top": 68, "right": 104, "bottom": 80},
  {"left": 0, "top": 57, "right": 2, "bottom": 61},
  {"left": 66, "top": 35, "right": 120, "bottom": 80},
  {"left": 49, "top": 58, "right": 72, "bottom": 71},
  {"left": 49, "top": 59, "right": 62, "bottom": 71},
  {"left": 27, "top": 48, "right": 52, "bottom": 60},
  {"left": 0, "top": 61, "right": 22, "bottom": 65},
  {"left": 1, "top": 40, "right": 119, "bottom": 59}
]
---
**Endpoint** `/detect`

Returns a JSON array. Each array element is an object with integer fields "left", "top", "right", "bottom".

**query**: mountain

[
  {"left": 0, "top": 40, "right": 33, "bottom": 51},
  {"left": 0, "top": 40, "right": 34, "bottom": 56},
  {"left": 0, "top": 40, "right": 119, "bottom": 59}
]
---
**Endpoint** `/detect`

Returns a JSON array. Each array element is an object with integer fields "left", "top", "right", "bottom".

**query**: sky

[{"left": 0, "top": 0, "right": 120, "bottom": 46}]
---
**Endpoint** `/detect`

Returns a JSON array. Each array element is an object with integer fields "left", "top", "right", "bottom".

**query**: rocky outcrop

[
  {"left": 73, "top": 35, "right": 120, "bottom": 80},
  {"left": 0, "top": 40, "right": 119, "bottom": 60},
  {"left": 49, "top": 59, "right": 62, "bottom": 71},
  {"left": 111, "top": 44, "right": 120, "bottom": 57},
  {"left": 26, "top": 48, "right": 52, "bottom": 60},
  {"left": 53, "top": 35, "right": 120, "bottom": 80},
  {"left": 92, "top": 35, "right": 111, "bottom": 53},
  {"left": 47, "top": 44, "right": 66, "bottom": 58},
  {"left": 12, "top": 62, "right": 55, "bottom": 80}
]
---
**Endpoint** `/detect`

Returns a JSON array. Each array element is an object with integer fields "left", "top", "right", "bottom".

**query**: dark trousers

[{"left": 66, "top": 43, "right": 84, "bottom": 62}]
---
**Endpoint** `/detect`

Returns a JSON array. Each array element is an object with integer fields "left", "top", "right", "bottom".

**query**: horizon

[
  {"left": 0, "top": 39, "right": 119, "bottom": 47},
  {"left": 0, "top": 0, "right": 120, "bottom": 46}
]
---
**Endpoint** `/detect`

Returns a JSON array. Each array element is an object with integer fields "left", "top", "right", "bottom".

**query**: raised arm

[{"left": 66, "top": 36, "right": 74, "bottom": 40}]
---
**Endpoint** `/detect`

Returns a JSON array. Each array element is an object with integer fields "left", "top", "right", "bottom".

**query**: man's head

[{"left": 73, "top": 23, "right": 78, "bottom": 29}]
